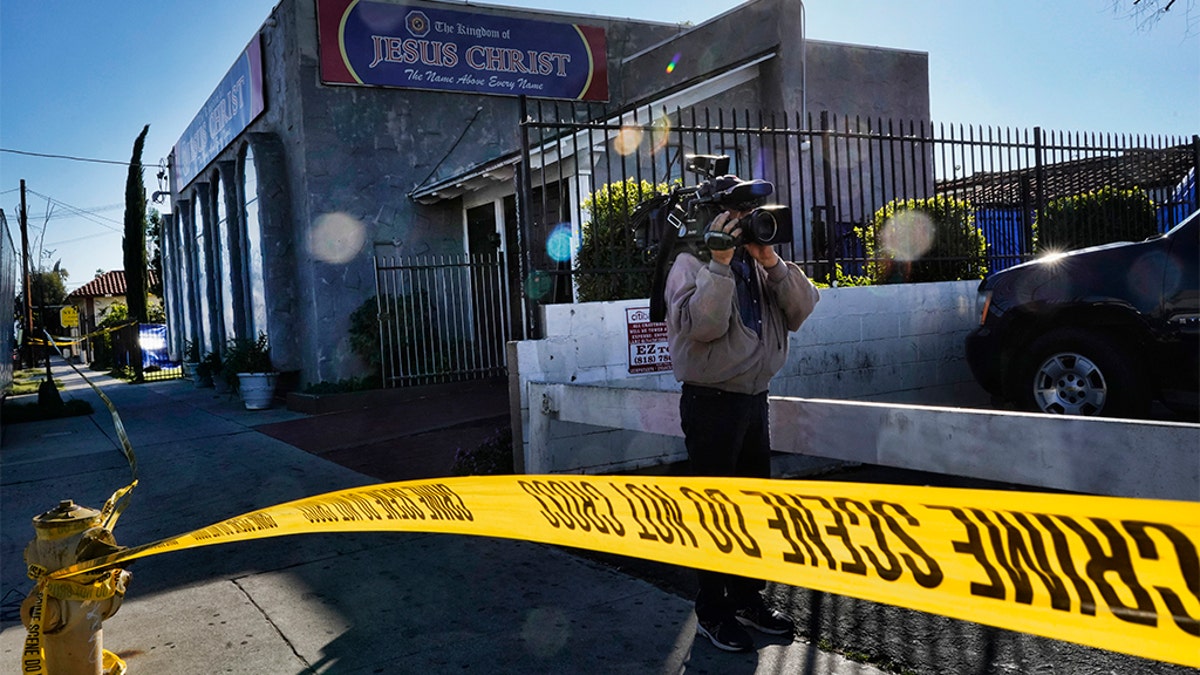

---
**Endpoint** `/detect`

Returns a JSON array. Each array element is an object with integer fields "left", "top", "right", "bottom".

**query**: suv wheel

[{"left": 1017, "top": 328, "right": 1148, "bottom": 418}]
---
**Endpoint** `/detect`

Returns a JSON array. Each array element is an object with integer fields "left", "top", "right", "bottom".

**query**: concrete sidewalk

[{"left": 0, "top": 361, "right": 889, "bottom": 674}]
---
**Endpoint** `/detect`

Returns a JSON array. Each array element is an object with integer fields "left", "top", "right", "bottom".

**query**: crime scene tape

[
  {"left": 34, "top": 474, "right": 1200, "bottom": 668},
  {"left": 17, "top": 348, "right": 1199, "bottom": 670},
  {"left": 39, "top": 329, "right": 139, "bottom": 529},
  {"left": 27, "top": 321, "right": 136, "bottom": 347},
  {"left": 18, "top": 335, "right": 141, "bottom": 674}
]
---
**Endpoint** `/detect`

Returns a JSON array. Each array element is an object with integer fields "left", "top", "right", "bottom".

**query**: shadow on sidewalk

[{"left": 254, "top": 378, "right": 511, "bottom": 482}]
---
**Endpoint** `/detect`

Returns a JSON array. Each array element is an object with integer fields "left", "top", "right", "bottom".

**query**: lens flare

[
  {"left": 666, "top": 52, "right": 681, "bottom": 74},
  {"left": 1128, "top": 251, "right": 1166, "bottom": 298},
  {"left": 613, "top": 125, "right": 643, "bottom": 156},
  {"left": 651, "top": 112, "right": 672, "bottom": 154},
  {"left": 546, "top": 224, "right": 574, "bottom": 263},
  {"left": 521, "top": 606, "right": 569, "bottom": 658},
  {"left": 879, "top": 210, "right": 935, "bottom": 262},
  {"left": 310, "top": 212, "right": 366, "bottom": 264},
  {"left": 525, "top": 270, "right": 553, "bottom": 300}
]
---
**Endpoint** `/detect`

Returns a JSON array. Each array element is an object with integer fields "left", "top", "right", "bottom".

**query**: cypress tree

[{"left": 123, "top": 124, "right": 150, "bottom": 322}]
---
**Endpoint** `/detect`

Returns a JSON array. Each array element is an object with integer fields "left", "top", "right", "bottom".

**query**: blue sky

[{"left": 2, "top": 0, "right": 1196, "bottom": 290}]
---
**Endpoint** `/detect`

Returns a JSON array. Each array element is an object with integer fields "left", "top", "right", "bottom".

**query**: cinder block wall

[
  {"left": 776, "top": 280, "right": 986, "bottom": 404},
  {"left": 509, "top": 280, "right": 988, "bottom": 473}
]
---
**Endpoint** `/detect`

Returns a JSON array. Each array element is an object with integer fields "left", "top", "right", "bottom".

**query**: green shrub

[
  {"left": 92, "top": 302, "right": 131, "bottom": 370},
  {"left": 574, "top": 178, "right": 670, "bottom": 302},
  {"left": 348, "top": 297, "right": 383, "bottom": 371},
  {"left": 451, "top": 426, "right": 514, "bottom": 476},
  {"left": 195, "top": 350, "right": 222, "bottom": 384},
  {"left": 1034, "top": 186, "right": 1158, "bottom": 252},
  {"left": 108, "top": 365, "right": 137, "bottom": 381},
  {"left": 222, "top": 332, "right": 272, "bottom": 391},
  {"left": 349, "top": 292, "right": 449, "bottom": 376},
  {"left": 813, "top": 263, "right": 873, "bottom": 289},
  {"left": 857, "top": 195, "right": 987, "bottom": 284}
]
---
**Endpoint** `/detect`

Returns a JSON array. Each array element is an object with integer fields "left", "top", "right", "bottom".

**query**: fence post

[
  {"left": 819, "top": 111, "right": 838, "bottom": 280},
  {"left": 515, "top": 96, "right": 542, "bottom": 340},
  {"left": 1192, "top": 135, "right": 1200, "bottom": 215},
  {"left": 1033, "top": 126, "right": 1045, "bottom": 246}
]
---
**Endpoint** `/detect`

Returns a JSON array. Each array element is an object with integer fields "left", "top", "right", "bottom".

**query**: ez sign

[{"left": 626, "top": 306, "right": 670, "bottom": 374}]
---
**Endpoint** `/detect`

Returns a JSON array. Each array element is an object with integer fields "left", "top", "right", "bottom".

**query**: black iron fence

[
  {"left": 373, "top": 252, "right": 510, "bottom": 387},
  {"left": 516, "top": 99, "right": 1197, "bottom": 319}
]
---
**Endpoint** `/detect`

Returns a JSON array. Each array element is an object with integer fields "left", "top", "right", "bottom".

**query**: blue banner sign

[
  {"left": 318, "top": 0, "right": 608, "bottom": 101},
  {"left": 173, "top": 34, "right": 265, "bottom": 189}
]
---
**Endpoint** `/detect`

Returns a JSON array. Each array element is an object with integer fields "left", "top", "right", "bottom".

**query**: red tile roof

[{"left": 68, "top": 270, "right": 160, "bottom": 299}]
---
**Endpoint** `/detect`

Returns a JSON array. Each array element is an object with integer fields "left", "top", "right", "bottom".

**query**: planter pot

[
  {"left": 213, "top": 373, "right": 231, "bottom": 394},
  {"left": 186, "top": 362, "right": 213, "bottom": 388},
  {"left": 237, "top": 372, "right": 279, "bottom": 410}
]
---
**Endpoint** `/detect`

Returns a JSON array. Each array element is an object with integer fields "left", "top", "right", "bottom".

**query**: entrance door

[{"left": 466, "top": 204, "right": 508, "bottom": 369}]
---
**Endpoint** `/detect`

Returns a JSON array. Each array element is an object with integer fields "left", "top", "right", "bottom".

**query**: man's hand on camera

[
  {"left": 706, "top": 210, "right": 744, "bottom": 265},
  {"left": 746, "top": 241, "right": 780, "bottom": 269}
]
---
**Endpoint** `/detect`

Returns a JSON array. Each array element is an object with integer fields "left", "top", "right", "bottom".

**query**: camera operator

[{"left": 663, "top": 189, "right": 820, "bottom": 652}]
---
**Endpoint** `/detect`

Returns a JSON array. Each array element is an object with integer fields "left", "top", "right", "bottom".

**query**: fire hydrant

[{"left": 20, "top": 500, "right": 131, "bottom": 675}]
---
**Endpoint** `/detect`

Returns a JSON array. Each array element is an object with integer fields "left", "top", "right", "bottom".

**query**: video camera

[
  {"left": 645, "top": 154, "right": 793, "bottom": 321},
  {"left": 666, "top": 154, "right": 792, "bottom": 250}
]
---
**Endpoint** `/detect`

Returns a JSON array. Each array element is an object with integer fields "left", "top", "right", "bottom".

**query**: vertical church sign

[
  {"left": 317, "top": 0, "right": 608, "bottom": 101},
  {"left": 174, "top": 34, "right": 265, "bottom": 188}
]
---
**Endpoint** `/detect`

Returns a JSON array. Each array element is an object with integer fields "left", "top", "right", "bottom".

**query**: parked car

[{"left": 965, "top": 210, "right": 1198, "bottom": 418}]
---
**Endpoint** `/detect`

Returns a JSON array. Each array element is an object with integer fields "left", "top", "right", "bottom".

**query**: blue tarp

[{"left": 138, "top": 323, "right": 174, "bottom": 369}]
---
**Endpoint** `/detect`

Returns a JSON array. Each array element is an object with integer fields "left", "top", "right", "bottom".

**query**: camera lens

[
  {"left": 750, "top": 209, "right": 778, "bottom": 243},
  {"left": 740, "top": 205, "right": 792, "bottom": 245}
]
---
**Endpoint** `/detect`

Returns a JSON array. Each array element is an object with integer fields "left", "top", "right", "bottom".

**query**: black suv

[{"left": 965, "top": 210, "right": 1198, "bottom": 418}]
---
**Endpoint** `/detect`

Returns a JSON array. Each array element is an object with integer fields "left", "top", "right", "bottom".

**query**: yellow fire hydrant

[{"left": 20, "top": 500, "right": 131, "bottom": 675}]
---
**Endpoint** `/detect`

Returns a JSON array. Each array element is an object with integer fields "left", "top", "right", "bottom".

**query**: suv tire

[{"left": 1016, "top": 328, "right": 1149, "bottom": 418}]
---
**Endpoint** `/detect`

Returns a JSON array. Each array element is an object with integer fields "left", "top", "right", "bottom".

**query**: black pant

[{"left": 679, "top": 384, "right": 770, "bottom": 622}]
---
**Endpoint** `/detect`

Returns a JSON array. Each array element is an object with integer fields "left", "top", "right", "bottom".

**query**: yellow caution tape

[
  {"left": 21, "top": 585, "right": 45, "bottom": 675},
  {"left": 18, "top": 355, "right": 1198, "bottom": 668},
  {"left": 27, "top": 321, "right": 136, "bottom": 347},
  {"left": 26, "top": 337, "right": 78, "bottom": 347},
  {"left": 42, "top": 569, "right": 129, "bottom": 604},
  {"left": 32, "top": 474, "right": 1198, "bottom": 668},
  {"left": 19, "top": 583, "right": 127, "bottom": 675},
  {"left": 42, "top": 329, "right": 140, "bottom": 529}
]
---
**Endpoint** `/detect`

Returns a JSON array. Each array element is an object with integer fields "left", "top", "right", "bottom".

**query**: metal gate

[{"left": 373, "top": 252, "right": 510, "bottom": 387}]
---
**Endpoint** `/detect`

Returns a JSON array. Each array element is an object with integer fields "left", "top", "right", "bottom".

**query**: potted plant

[
  {"left": 182, "top": 339, "right": 201, "bottom": 382},
  {"left": 194, "top": 349, "right": 221, "bottom": 389},
  {"left": 223, "top": 332, "right": 277, "bottom": 409}
]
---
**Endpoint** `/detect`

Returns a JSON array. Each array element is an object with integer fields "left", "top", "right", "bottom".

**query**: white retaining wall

[
  {"left": 527, "top": 382, "right": 1199, "bottom": 500},
  {"left": 508, "top": 280, "right": 988, "bottom": 474}
]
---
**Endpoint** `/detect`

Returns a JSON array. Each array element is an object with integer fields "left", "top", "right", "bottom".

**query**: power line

[
  {"left": 24, "top": 189, "right": 123, "bottom": 231},
  {"left": 1, "top": 147, "right": 138, "bottom": 167},
  {"left": 47, "top": 231, "right": 121, "bottom": 247},
  {"left": 26, "top": 202, "right": 125, "bottom": 221}
]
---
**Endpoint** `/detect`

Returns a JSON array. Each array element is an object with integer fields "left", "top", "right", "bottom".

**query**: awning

[{"left": 408, "top": 53, "right": 775, "bottom": 205}]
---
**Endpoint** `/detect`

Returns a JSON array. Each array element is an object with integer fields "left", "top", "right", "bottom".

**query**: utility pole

[{"left": 19, "top": 179, "right": 34, "bottom": 367}]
